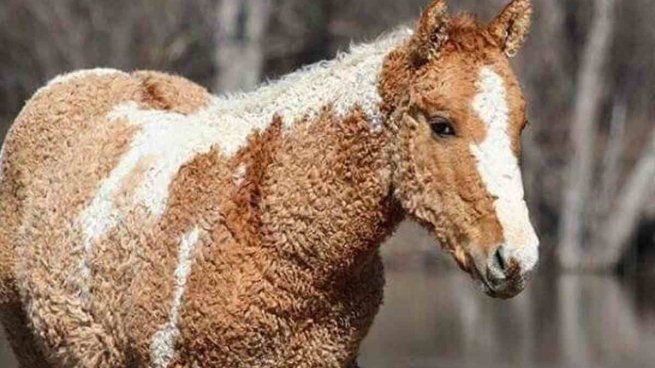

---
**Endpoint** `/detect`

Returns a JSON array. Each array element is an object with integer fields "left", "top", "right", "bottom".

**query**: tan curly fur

[{"left": 0, "top": 1, "right": 536, "bottom": 367}]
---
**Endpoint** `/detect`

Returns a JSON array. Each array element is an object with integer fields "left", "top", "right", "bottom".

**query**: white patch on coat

[
  {"left": 149, "top": 227, "right": 201, "bottom": 368},
  {"left": 469, "top": 67, "right": 539, "bottom": 270},
  {"left": 78, "top": 102, "right": 221, "bottom": 299},
  {"left": 110, "top": 28, "right": 411, "bottom": 159}
]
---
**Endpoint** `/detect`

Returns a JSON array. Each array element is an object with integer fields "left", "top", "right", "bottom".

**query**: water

[
  {"left": 1, "top": 272, "right": 654, "bottom": 367},
  {"left": 0, "top": 326, "right": 17, "bottom": 367},
  {"left": 360, "top": 270, "right": 655, "bottom": 368}
]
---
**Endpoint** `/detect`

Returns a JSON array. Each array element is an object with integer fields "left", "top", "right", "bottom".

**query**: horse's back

[{"left": 0, "top": 69, "right": 212, "bottom": 366}]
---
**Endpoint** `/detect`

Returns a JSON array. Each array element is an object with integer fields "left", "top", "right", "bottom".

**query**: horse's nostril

[
  {"left": 494, "top": 247, "right": 507, "bottom": 273},
  {"left": 486, "top": 246, "right": 511, "bottom": 283}
]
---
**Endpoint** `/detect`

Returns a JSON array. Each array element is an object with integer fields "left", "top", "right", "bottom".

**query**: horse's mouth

[{"left": 468, "top": 252, "right": 527, "bottom": 299}]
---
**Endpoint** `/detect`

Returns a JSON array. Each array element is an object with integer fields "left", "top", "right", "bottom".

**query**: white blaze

[
  {"left": 470, "top": 67, "right": 539, "bottom": 270},
  {"left": 149, "top": 227, "right": 201, "bottom": 368}
]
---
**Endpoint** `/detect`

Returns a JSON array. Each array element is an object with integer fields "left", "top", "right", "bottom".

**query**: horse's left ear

[
  {"left": 487, "top": 0, "right": 533, "bottom": 57},
  {"left": 409, "top": 0, "right": 450, "bottom": 67}
]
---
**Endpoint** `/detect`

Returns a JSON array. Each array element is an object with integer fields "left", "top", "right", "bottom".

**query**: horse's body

[
  {"left": 0, "top": 1, "right": 539, "bottom": 367},
  {"left": 0, "top": 32, "right": 408, "bottom": 367}
]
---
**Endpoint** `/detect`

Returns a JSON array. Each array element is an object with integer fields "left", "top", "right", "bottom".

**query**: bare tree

[
  {"left": 553, "top": 0, "right": 655, "bottom": 270},
  {"left": 213, "top": 0, "right": 271, "bottom": 93},
  {"left": 557, "top": 0, "right": 617, "bottom": 270},
  {"left": 587, "top": 127, "right": 655, "bottom": 270},
  {"left": 593, "top": 100, "right": 627, "bottom": 224}
]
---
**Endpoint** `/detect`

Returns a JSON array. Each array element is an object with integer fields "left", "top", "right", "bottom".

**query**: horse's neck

[
  {"left": 236, "top": 30, "right": 411, "bottom": 280},
  {"left": 253, "top": 59, "right": 410, "bottom": 281},
  {"left": 257, "top": 112, "right": 401, "bottom": 281}
]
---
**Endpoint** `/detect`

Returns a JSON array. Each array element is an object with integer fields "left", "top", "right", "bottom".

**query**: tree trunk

[
  {"left": 585, "top": 127, "right": 655, "bottom": 270},
  {"left": 557, "top": 0, "right": 616, "bottom": 270},
  {"left": 594, "top": 100, "right": 626, "bottom": 222},
  {"left": 213, "top": 0, "right": 271, "bottom": 93}
]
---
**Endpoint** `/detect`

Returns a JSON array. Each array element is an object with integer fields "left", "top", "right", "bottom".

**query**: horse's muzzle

[{"left": 471, "top": 244, "right": 538, "bottom": 299}]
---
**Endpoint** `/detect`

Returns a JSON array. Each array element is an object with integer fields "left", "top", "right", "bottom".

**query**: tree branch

[{"left": 557, "top": 0, "right": 617, "bottom": 270}]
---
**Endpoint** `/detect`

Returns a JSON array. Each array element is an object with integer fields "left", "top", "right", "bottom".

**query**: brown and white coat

[{"left": 0, "top": 1, "right": 538, "bottom": 367}]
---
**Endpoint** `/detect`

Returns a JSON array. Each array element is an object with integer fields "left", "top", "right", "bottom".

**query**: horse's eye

[{"left": 429, "top": 117, "right": 456, "bottom": 138}]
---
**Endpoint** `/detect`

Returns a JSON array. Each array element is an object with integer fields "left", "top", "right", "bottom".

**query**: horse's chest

[{"left": 136, "top": 248, "right": 385, "bottom": 366}]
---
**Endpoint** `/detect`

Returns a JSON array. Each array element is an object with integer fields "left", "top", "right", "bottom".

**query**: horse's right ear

[{"left": 409, "top": 0, "right": 450, "bottom": 67}]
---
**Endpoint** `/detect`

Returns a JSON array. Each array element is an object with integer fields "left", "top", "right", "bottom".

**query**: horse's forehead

[
  {"left": 467, "top": 61, "right": 524, "bottom": 137},
  {"left": 420, "top": 54, "right": 515, "bottom": 102}
]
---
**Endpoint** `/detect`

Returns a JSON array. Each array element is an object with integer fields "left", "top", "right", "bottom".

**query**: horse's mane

[
  {"left": 207, "top": 28, "right": 413, "bottom": 131},
  {"left": 219, "top": 28, "right": 412, "bottom": 102}
]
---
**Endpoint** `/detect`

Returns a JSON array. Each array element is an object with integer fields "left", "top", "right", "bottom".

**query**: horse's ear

[
  {"left": 409, "top": 0, "right": 450, "bottom": 67},
  {"left": 487, "top": 0, "right": 533, "bottom": 57}
]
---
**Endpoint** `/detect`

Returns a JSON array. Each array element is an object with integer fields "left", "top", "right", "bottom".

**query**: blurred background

[{"left": 0, "top": 0, "right": 654, "bottom": 367}]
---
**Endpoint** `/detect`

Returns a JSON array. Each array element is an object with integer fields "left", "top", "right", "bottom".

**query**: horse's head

[{"left": 386, "top": 0, "right": 538, "bottom": 298}]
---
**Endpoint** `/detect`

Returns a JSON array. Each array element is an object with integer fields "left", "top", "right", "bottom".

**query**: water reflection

[
  {"left": 0, "top": 327, "right": 17, "bottom": 367},
  {"left": 360, "top": 270, "right": 655, "bottom": 368},
  {"left": 1, "top": 272, "right": 654, "bottom": 367}
]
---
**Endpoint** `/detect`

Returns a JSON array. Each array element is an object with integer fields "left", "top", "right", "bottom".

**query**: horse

[{"left": 0, "top": 0, "right": 538, "bottom": 366}]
